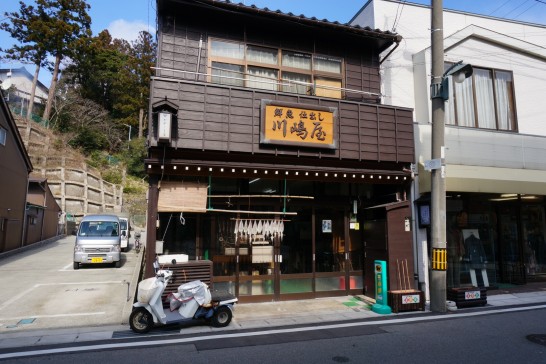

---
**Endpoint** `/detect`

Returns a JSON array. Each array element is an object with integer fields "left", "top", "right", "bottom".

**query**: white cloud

[{"left": 107, "top": 19, "right": 153, "bottom": 43}]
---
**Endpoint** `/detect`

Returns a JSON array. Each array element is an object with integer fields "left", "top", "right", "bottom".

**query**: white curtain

[
  {"left": 211, "top": 62, "right": 244, "bottom": 87},
  {"left": 474, "top": 69, "right": 496, "bottom": 129},
  {"left": 210, "top": 40, "right": 244, "bottom": 60},
  {"left": 495, "top": 71, "right": 514, "bottom": 130},
  {"left": 454, "top": 77, "right": 475, "bottom": 127},
  {"left": 247, "top": 66, "right": 278, "bottom": 91},
  {"left": 282, "top": 51, "right": 311, "bottom": 70},
  {"left": 314, "top": 55, "right": 342, "bottom": 74},
  {"left": 446, "top": 79, "right": 456, "bottom": 125},
  {"left": 281, "top": 72, "right": 311, "bottom": 94},
  {"left": 247, "top": 46, "right": 278, "bottom": 65}
]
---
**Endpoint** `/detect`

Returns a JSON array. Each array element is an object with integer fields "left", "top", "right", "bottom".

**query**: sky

[{"left": 1, "top": 0, "right": 545, "bottom": 87}]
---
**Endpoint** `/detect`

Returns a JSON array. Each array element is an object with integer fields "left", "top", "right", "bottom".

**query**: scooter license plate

[{"left": 91, "top": 257, "right": 103, "bottom": 263}]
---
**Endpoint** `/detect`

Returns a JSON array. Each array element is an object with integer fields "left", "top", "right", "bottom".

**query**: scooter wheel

[
  {"left": 129, "top": 308, "right": 154, "bottom": 333},
  {"left": 212, "top": 306, "right": 232, "bottom": 328}
]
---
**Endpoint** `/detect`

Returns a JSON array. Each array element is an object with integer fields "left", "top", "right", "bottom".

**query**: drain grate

[{"left": 527, "top": 334, "right": 546, "bottom": 346}]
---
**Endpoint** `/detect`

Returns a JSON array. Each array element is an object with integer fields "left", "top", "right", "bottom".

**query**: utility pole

[{"left": 430, "top": 0, "right": 447, "bottom": 313}]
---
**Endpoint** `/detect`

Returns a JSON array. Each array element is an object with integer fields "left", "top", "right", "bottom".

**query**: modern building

[
  {"left": 145, "top": 0, "right": 416, "bottom": 302},
  {"left": 0, "top": 67, "right": 48, "bottom": 116},
  {"left": 351, "top": 0, "right": 546, "bottom": 296}
]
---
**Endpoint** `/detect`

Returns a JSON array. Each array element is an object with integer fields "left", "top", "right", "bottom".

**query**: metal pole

[{"left": 430, "top": 0, "right": 447, "bottom": 313}]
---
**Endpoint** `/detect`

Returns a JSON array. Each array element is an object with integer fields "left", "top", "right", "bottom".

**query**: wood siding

[
  {"left": 150, "top": 79, "right": 414, "bottom": 164},
  {"left": 0, "top": 99, "right": 31, "bottom": 253},
  {"left": 151, "top": 3, "right": 412, "bottom": 166}
]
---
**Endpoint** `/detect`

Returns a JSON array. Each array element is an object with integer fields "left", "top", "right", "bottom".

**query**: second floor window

[
  {"left": 445, "top": 64, "right": 517, "bottom": 131},
  {"left": 209, "top": 39, "right": 343, "bottom": 99}
]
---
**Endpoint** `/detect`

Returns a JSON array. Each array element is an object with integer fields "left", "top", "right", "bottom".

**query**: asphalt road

[
  {"left": 2, "top": 305, "right": 545, "bottom": 364},
  {"left": 0, "top": 234, "right": 144, "bottom": 332}
]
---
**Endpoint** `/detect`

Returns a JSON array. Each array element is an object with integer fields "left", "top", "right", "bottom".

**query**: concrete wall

[{"left": 15, "top": 118, "right": 123, "bottom": 221}]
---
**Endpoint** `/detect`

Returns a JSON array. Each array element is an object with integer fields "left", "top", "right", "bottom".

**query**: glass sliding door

[
  {"left": 278, "top": 207, "right": 313, "bottom": 298},
  {"left": 315, "top": 207, "right": 347, "bottom": 294}
]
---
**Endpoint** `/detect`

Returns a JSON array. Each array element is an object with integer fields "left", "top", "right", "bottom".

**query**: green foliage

[
  {"left": 102, "top": 169, "right": 123, "bottom": 185},
  {"left": 117, "top": 137, "right": 148, "bottom": 179},
  {"left": 68, "top": 126, "right": 108, "bottom": 155}
]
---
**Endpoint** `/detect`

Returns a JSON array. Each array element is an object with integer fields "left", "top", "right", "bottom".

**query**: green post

[{"left": 372, "top": 260, "right": 392, "bottom": 314}]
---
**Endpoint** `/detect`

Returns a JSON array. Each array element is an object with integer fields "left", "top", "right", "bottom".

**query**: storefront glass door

[
  {"left": 315, "top": 207, "right": 347, "bottom": 293},
  {"left": 278, "top": 207, "right": 313, "bottom": 297},
  {"left": 521, "top": 205, "right": 546, "bottom": 278}
]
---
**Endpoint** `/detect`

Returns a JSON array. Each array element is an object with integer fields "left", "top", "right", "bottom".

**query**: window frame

[
  {"left": 445, "top": 63, "right": 518, "bottom": 132},
  {"left": 208, "top": 38, "right": 344, "bottom": 98}
]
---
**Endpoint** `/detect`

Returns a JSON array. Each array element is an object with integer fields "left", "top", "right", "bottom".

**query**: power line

[
  {"left": 513, "top": 2, "right": 541, "bottom": 20},
  {"left": 501, "top": 0, "right": 533, "bottom": 18},
  {"left": 488, "top": 0, "right": 513, "bottom": 16}
]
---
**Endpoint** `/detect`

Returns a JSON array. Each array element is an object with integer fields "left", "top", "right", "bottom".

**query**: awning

[
  {"left": 158, "top": 181, "right": 207, "bottom": 212},
  {"left": 419, "top": 164, "right": 546, "bottom": 195}
]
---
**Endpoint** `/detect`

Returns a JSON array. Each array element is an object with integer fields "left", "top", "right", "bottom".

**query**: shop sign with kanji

[{"left": 261, "top": 100, "right": 337, "bottom": 149}]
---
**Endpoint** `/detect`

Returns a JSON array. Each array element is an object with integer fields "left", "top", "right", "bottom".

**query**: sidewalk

[{"left": 1, "top": 284, "right": 546, "bottom": 350}]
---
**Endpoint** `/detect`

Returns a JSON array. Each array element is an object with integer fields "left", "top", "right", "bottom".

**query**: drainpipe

[
  {"left": 21, "top": 179, "right": 30, "bottom": 247},
  {"left": 195, "top": 34, "right": 203, "bottom": 81}
]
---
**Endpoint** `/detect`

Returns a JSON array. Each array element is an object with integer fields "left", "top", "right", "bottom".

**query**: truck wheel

[
  {"left": 129, "top": 308, "right": 154, "bottom": 334},
  {"left": 73, "top": 262, "right": 79, "bottom": 270},
  {"left": 212, "top": 306, "right": 232, "bottom": 327},
  {"left": 115, "top": 260, "right": 121, "bottom": 268}
]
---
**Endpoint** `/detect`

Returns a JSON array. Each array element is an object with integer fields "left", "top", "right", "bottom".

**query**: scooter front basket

[{"left": 137, "top": 277, "right": 159, "bottom": 304}]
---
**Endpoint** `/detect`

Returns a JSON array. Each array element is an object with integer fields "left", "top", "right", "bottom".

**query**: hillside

[{"left": 14, "top": 114, "right": 147, "bottom": 226}]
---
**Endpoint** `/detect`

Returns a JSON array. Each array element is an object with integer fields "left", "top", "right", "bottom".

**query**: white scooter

[{"left": 129, "top": 261, "right": 238, "bottom": 334}]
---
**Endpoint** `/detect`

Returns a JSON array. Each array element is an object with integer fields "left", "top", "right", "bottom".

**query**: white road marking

[
  {"left": 0, "top": 312, "right": 106, "bottom": 321},
  {"left": 60, "top": 263, "right": 74, "bottom": 271},
  {"left": 0, "top": 281, "right": 123, "bottom": 311},
  {"left": 1, "top": 304, "right": 545, "bottom": 360},
  {"left": 0, "top": 285, "right": 39, "bottom": 311}
]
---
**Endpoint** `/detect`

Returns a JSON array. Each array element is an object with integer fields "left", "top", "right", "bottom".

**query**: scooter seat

[{"left": 211, "top": 290, "right": 236, "bottom": 302}]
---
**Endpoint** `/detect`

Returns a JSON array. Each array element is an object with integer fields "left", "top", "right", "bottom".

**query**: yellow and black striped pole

[{"left": 432, "top": 248, "right": 447, "bottom": 270}]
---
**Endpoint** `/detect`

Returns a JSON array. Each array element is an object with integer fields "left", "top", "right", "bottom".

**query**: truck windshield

[{"left": 79, "top": 221, "right": 119, "bottom": 237}]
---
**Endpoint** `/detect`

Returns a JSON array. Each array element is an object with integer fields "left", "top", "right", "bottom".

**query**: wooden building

[
  {"left": 26, "top": 177, "right": 62, "bottom": 245},
  {"left": 146, "top": 0, "right": 415, "bottom": 302},
  {"left": 0, "top": 90, "right": 33, "bottom": 253}
]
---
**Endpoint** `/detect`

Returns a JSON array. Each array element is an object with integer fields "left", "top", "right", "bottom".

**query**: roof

[
  {"left": 157, "top": 0, "right": 402, "bottom": 52},
  {"left": 0, "top": 67, "right": 49, "bottom": 92},
  {"left": 81, "top": 214, "right": 121, "bottom": 222}
]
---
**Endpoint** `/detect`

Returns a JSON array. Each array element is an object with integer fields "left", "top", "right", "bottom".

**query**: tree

[
  {"left": 0, "top": 1, "right": 52, "bottom": 120},
  {"left": 49, "top": 76, "right": 123, "bottom": 154},
  {"left": 64, "top": 29, "right": 156, "bottom": 136},
  {"left": 37, "top": 0, "right": 92, "bottom": 122},
  {"left": 129, "top": 31, "right": 156, "bottom": 137}
]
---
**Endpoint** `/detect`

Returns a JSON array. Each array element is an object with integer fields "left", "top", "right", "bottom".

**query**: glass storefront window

[
  {"left": 280, "top": 278, "right": 313, "bottom": 293},
  {"left": 443, "top": 194, "right": 546, "bottom": 289},
  {"left": 166, "top": 176, "right": 374, "bottom": 299},
  {"left": 316, "top": 276, "right": 345, "bottom": 291},
  {"left": 522, "top": 205, "right": 546, "bottom": 276},
  {"left": 446, "top": 198, "right": 498, "bottom": 289}
]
